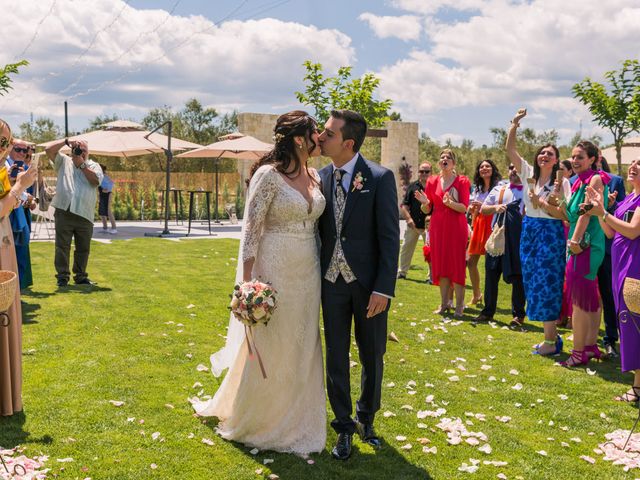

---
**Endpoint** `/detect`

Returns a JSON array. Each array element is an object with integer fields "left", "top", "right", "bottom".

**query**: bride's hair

[{"left": 249, "top": 110, "right": 318, "bottom": 180}]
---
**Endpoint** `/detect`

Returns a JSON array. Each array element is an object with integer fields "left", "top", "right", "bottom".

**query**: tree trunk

[{"left": 616, "top": 138, "right": 623, "bottom": 176}]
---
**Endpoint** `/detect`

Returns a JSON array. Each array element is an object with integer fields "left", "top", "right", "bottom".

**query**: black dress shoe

[
  {"left": 473, "top": 313, "right": 493, "bottom": 323},
  {"left": 56, "top": 279, "right": 68, "bottom": 287},
  {"left": 331, "top": 432, "right": 353, "bottom": 460},
  {"left": 604, "top": 343, "right": 619, "bottom": 359},
  {"left": 356, "top": 421, "right": 381, "bottom": 449},
  {"left": 75, "top": 278, "right": 97, "bottom": 286}
]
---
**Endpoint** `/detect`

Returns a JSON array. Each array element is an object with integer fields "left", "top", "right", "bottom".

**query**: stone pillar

[
  {"left": 237, "top": 112, "right": 279, "bottom": 183},
  {"left": 381, "top": 120, "right": 419, "bottom": 205}
]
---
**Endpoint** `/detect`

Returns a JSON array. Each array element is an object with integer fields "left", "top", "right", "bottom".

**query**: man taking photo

[{"left": 45, "top": 139, "right": 103, "bottom": 287}]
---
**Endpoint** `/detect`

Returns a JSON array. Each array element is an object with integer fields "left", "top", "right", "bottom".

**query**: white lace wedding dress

[{"left": 192, "top": 165, "right": 327, "bottom": 455}]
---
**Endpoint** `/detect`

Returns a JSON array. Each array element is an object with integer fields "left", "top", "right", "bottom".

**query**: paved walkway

[{"left": 31, "top": 219, "right": 244, "bottom": 243}]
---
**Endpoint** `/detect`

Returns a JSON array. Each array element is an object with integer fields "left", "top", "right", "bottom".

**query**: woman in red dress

[{"left": 416, "top": 149, "right": 471, "bottom": 317}]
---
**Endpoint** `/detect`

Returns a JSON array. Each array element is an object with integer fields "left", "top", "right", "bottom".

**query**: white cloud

[
  {"left": 0, "top": 0, "right": 355, "bottom": 130},
  {"left": 376, "top": 0, "right": 640, "bottom": 138},
  {"left": 358, "top": 13, "right": 422, "bottom": 41}
]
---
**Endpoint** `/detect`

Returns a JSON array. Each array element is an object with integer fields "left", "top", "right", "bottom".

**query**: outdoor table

[
  {"left": 186, "top": 190, "right": 212, "bottom": 236},
  {"left": 159, "top": 188, "right": 184, "bottom": 225}
]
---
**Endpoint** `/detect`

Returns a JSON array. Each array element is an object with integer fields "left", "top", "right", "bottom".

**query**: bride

[{"left": 192, "top": 111, "right": 327, "bottom": 455}]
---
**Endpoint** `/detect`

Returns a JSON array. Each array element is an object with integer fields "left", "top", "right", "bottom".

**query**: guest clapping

[
  {"left": 415, "top": 149, "right": 470, "bottom": 318},
  {"left": 474, "top": 164, "right": 526, "bottom": 324},
  {"left": 561, "top": 140, "right": 609, "bottom": 367},
  {"left": 585, "top": 158, "right": 640, "bottom": 400},
  {"left": 467, "top": 160, "right": 501, "bottom": 306},
  {"left": 506, "top": 108, "right": 571, "bottom": 351}
]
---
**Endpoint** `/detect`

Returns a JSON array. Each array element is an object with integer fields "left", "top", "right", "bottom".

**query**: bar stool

[{"left": 186, "top": 189, "right": 212, "bottom": 235}]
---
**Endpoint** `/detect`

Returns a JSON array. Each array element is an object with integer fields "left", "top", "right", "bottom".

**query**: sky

[{"left": 2, "top": 0, "right": 640, "bottom": 148}]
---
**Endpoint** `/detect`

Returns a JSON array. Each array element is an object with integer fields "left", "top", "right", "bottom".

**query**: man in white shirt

[{"left": 46, "top": 139, "right": 103, "bottom": 287}]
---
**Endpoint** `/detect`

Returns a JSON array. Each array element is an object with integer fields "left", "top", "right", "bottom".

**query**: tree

[
  {"left": 573, "top": 59, "right": 640, "bottom": 174},
  {"left": 0, "top": 60, "right": 28, "bottom": 96},
  {"left": 295, "top": 61, "right": 393, "bottom": 127},
  {"left": 19, "top": 116, "right": 62, "bottom": 144}
]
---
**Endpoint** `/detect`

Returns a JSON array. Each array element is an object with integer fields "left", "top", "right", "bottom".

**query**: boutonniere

[{"left": 352, "top": 171, "right": 366, "bottom": 192}]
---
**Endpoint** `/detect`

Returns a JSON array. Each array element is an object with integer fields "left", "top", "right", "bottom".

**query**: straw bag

[
  {"left": 0, "top": 270, "right": 17, "bottom": 327},
  {"left": 623, "top": 277, "right": 640, "bottom": 314},
  {"left": 485, "top": 186, "right": 507, "bottom": 257}
]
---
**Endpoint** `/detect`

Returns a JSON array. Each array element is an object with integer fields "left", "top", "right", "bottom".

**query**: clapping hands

[
  {"left": 414, "top": 190, "right": 430, "bottom": 207},
  {"left": 583, "top": 186, "right": 605, "bottom": 216}
]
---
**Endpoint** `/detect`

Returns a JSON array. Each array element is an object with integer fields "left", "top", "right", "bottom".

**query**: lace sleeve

[{"left": 241, "top": 166, "right": 278, "bottom": 262}]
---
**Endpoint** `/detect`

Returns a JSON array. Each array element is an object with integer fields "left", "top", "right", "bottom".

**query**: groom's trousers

[{"left": 322, "top": 275, "right": 388, "bottom": 434}]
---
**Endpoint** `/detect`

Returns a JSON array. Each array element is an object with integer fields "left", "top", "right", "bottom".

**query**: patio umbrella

[
  {"left": 38, "top": 120, "right": 202, "bottom": 158},
  {"left": 39, "top": 120, "right": 203, "bottom": 236},
  {"left": 175, "top": 133, "right": 273, "bottom": 221}
]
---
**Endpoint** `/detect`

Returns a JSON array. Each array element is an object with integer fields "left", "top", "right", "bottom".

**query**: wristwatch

[{"left": 79, "top": 162, "right": 87, "bottom": 170}]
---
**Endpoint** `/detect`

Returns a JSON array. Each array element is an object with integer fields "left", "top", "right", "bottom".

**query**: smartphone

[{"left": 10, "top": 160, "right": 24, "bottom": 178}]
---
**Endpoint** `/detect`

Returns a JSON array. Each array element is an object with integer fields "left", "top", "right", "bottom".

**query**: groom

[{"left": 318, "top": 110, "right": 400, "bottom": 460}]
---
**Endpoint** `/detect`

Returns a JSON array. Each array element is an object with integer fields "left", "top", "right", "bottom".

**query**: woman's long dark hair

[
  {"left": 249, "top": 110, "right": 318, "bottom": 181},
  {"left": 532, "top": 143, "right": 560, "bottom": 186},
  {"left": 472, "top": 159, "right": 501, "bottom": 193},
  {"left": 575, "top": 140, "right": 599, "bottom": 171}
]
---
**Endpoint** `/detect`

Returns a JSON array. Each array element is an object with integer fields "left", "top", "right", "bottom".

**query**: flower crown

[{"left": 272, "top": 132, "right": 285, "bottom": 143}]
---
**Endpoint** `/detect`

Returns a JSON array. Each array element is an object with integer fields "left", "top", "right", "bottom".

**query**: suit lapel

[
  {"left": 320, "top": 166, "right": 335, "bottom": 227},
  {"left": 342, "top": 155, "right": 369, "bottom": 228}
]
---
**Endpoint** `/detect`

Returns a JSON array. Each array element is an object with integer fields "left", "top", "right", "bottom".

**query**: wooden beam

[{"left": 366, "top": 128, "right": 388, "bottom": 138}]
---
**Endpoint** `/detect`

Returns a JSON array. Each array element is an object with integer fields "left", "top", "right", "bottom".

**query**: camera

[{"left": 72, "top": 146, "right": 84, "bottom": 156}]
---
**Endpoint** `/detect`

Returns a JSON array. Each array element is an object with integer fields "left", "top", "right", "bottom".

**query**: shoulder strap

[{"left": 498, "top": 185, "right": 508, "bottom": 204}]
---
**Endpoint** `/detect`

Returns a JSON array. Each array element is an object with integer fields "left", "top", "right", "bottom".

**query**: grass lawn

[{"left": 0, "top": 238, "right": 637, "bottom": 479}]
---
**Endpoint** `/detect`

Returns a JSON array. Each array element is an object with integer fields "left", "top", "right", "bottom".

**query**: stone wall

[
  {"left": 381, "top": 121, "right": 419, "bottom": 205},
  {"left": 237, "top": 112, "right": 279, "bottom": 183}
]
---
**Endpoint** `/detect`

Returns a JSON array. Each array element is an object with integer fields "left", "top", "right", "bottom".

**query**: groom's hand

[{"left": 367, "top": 293, "right": 389, "bottom": 318}]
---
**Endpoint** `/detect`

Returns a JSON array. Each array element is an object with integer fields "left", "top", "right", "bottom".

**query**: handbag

[
  {"left": 485, "top": 186, "right": 507, "bottom": 257},
  {"left": 623, "top": 277, "right": 640, "bottom": 314}
]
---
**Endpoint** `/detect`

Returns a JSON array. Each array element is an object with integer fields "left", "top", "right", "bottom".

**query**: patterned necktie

[{"left": 334, "top": 168, "right": 346, "bottom": 208}]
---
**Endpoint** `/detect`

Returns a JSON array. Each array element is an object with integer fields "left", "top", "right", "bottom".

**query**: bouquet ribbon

[{"left": 245, "top": 325, "right": 267, "bottom": 379}]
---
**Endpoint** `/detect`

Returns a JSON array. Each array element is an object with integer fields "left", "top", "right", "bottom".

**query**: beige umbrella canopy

[
  {"left": 175, "top": 133, "right": 273, "bottom": 221},
  {"left": 38, "top": 121, "right": 202, "bottom": 158},
  {"left": 175, "top": 132, "right": 272, "bottom": 160},
  {"left": 600, "top": 136, "right": 640, "bottom": 165}
]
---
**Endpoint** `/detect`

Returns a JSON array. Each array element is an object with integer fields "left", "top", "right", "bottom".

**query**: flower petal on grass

[
  {"left": 580, "top": 455, "right": 596, "bottom": 464},
  {"left": 201, "top": 438, "right": 215, "bottom": 446},
  {"left": 536, "top": 450, "right": 548, "bottom": 456},
  {"left": 109, "top": 400, "right": 125, "bottom": 407}
]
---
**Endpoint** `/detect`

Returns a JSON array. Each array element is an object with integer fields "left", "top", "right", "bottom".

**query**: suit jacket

[{"left": 318, "top": 154, "right": 400, "bottom": 297}]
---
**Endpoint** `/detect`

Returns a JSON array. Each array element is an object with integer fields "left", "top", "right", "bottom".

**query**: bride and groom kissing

[{"left": 192, "top": 109, "right": 400, "bottom": 460}]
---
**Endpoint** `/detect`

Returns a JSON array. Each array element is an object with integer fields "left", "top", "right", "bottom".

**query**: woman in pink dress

[{"left": 416, "top": 149, "right": 470, "bottom": 317}]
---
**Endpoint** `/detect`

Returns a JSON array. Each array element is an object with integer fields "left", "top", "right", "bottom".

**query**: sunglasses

[
  {"left": 419, "top": 169, "right": 431, "bottom": 173},
  {"left": 13, "top": 147, "right": 29, "bottom": 153}
]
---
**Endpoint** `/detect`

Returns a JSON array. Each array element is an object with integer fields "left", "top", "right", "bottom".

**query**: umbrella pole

[
  {"left": 144, "top": 121, "right": 183, "bottom": 237},
  {"left": 214, "top": 158, "right": 220, "bottom": 223}
]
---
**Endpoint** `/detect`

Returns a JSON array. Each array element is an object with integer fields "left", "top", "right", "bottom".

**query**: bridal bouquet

[{"left": 229, "top": 280, "right": 278, "bottom": 326}]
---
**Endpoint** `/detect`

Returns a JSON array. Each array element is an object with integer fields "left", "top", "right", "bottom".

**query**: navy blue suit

[{"left": 318, "top": 154, "right": 399, "bottom": 434}]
